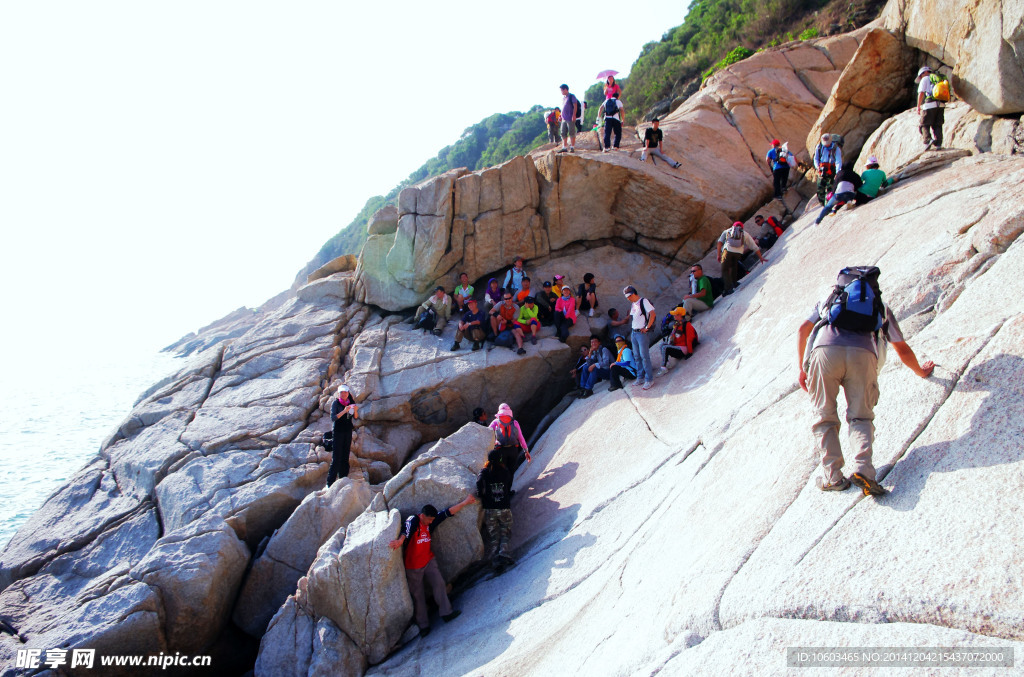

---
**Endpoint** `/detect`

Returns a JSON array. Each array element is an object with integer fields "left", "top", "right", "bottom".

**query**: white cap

[
  {"left": 867, "top": 155, "right": 879, "bottom": 165},
  {"left": 916, "top": 66, "right": 932, "bottom": 81},
  {"left": 337, "top": 385, "right": 350, "bottom": 394}
]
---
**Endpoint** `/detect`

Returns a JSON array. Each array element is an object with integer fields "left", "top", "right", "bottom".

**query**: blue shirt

[
  {"left": 814, "top": 143, "right": 843, "bottom": 170},
  {"left": 766, "top": 147, "right": 788, "bottom": 170}
]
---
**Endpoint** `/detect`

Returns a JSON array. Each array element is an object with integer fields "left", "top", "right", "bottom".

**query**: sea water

[{"left": 0, "top": 347, "right": 181, "bottom": 549}]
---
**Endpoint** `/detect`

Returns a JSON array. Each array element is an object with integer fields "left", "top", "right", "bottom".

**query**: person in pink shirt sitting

[{"left": 553, "top": 285, "right": 577, "bottom": 343}]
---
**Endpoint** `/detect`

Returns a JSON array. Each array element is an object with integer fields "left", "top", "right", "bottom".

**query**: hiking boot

[
  {"left": 815, "top": 476, "right": 851, "bottom": 492},
  {"left": 472, "top": 341, "right": 482, "bottom": 351},
  {"left": 580, "top": 389, "right": 593, "bottom": 399},
  {"left": 432, "top": 328, "right": 442, "bottom": 336},
  {"left": 557, "top": 148, "right": 569, "bottom": 153},
  {"left": 850, "top": 473, "right": 887, "bottom": 496},
  {"left": 442, "top": 610, "right": 462, "bottom": 623},
  {"left": 419, "top": 626, "right": 431, "bottom": 638},
  {"left": 450, "top": 342, "right": 461, "bottom": 351},
  {"left": 608, "top": 384, "right": 622, "bottom": 392},
  {"left": 516, "top": 347, "right": 526, "bottom": 355}
]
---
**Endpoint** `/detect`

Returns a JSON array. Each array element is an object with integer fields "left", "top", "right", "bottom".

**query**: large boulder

[
  {"left": 254, "top": 594, "right": 367, "bottom": 677},
  {"left": 362, "top": 154, "right": 1024, "bottom": 675},
  {"left": 306, "top": 508, "right": 411, "bottom": 664},
  {"left": 233, "top": 479, "right": 372, "bottom": 636},
  {"left": 806, "top": 27, "right": 918, "bottom": 162},
  {"left": 884, "top": 0, "right": 1024, "bottom": 115}
]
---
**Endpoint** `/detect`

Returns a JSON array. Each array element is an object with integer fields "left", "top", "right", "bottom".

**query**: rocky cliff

[{"left": 3, "top": 1, "right": 1024, "bottom": 675}]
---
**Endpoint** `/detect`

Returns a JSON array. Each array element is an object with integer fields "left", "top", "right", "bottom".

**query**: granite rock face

[
  {"left": 884, "top": 0, "right": 1024, "bottom": 115},
  {"left": 355, "top": 33, "right": 868, "bottom": 311},
  {"left": 363, "top": 154, "right": 1024, "bottom": 675}
]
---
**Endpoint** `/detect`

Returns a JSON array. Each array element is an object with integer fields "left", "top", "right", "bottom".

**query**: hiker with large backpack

[
  {"left": 765, "top": 139, "right": 793, "bottom": 200},
  {"left": 916, "top": 66, "right": 948, "bottom": 149},
  {"left": 796, "top": 267, "right": 935, "bottom": 496},
  {"left": 623, "top": 285, "right": 656, "bottom": 390},
  {"left": 716, "top": 222, "right": 766, "bottom": 295},
  {"left": 558, "top": 84, "right": 580, "bottom": 153},
  {"left": 489, "top": 403, "right": 532, "bottom": 475},
  {"left": 602, "top": 93, "right": 624, "bottom": 152},
  {"left": 682, "top": 263, "right": 715, "bottom": 316},
  {"left": 476, "top": 449, "right": 515, "bottom": 571},
  {"left": 812, "top": 133, "right": 844, "bottom": 205}
]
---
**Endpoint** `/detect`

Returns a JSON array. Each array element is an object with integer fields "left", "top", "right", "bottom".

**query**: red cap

[{"left": 772, "top": 139, "right": 780, "bottom": 146}]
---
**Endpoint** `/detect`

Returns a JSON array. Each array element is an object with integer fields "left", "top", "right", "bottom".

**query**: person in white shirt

[
  {"left": 716, "top": 222, "right": 766, "bottom": 295},
  {"left": 916, "top": 66, "right": 945, "bottom": 149},
  {"left": 601, "top": 93, "right": 625, "bottom": 152},
  {"left": 622, "top": 285, "right": 656, "bottom": 390}
]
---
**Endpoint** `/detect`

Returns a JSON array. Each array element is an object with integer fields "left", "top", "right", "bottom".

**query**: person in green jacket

[
  {"left": 855, "top": 155, "right": 896, "bottom": 205},
  {"left": 512, "top": 297, "right": 541, "bottom": 354}
]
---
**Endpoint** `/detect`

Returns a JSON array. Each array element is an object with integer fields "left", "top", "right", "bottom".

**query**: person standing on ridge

[
  {"left": 623, "top": 286, "right": 656, "bottom": 390},
  {"left": 558, "top": 84, "right": 580, "bottom": 153},
  {"left": 489, "top": 403, "right": 531, "bottom": 475},
  {"left": 389, "top": 495, "right": 476, "bottom": 636},
  {"left": 327, "top": 385, "right": 357, "bottom": 487},
  {"left": 602, "top": 92, "right": 624, "bottom": 152},
  {"left": 765, "top": 139, "right": 791, "bottom": 200},
  {"left": 716, "top": 222, "right": 765, "bottom": 295},
  {"left": 476, "top": 449, "right": 515, "bottom": 571},
  {"left": 812, "top": 133, "right": 843, "bottom": 205},
  {"left": 640, "top": 118, "right": 681, "bottom": 167},
  {"left": 916, "top": 66, "right": 946, "bottom": 149},
  {"left": 545, "top": 108, "right": 561, "bottom": 144},
  {"left": 797, "top": 267, "right": 934, "bottom": 496}
]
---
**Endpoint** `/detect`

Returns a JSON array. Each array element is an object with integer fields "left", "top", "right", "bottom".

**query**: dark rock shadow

[{"left": 876, "top": 354, "right": 1024, "bottom": 512}]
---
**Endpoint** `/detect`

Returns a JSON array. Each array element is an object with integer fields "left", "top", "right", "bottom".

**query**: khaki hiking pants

[
  {"left": 807, "top": 345, "right": 880, "bottom": 484},
  {"left": 405, "top": 558, "right": 452, "bottom": 629}
]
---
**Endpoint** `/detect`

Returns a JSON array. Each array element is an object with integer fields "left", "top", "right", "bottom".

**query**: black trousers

[
  {"left": 609, "top": 364, "right": 636, "bottom": 389},
  {"left": 327, "top": 422, "right": 352, "bottom": 486},
  {"left": 604, "top": 119, "right": 622, "bottom": 149},
  {"left": 553, "top": 311, "right": 573, "bottom": 341},
  {"left": 772, "top": 166, "right": 790, "bottom": 198}
]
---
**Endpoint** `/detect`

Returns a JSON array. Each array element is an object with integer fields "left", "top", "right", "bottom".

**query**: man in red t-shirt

[{"left": 389, "top": 495, "right": 476, "bottom": 636}]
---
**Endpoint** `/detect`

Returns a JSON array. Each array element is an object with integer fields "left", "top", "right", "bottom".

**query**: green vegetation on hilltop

[
  {"left": 305, "top": 106, "right": 549, "bottom": 270},
  {"left": 623, "top": 0, "right": 886, "bottom": 120}
]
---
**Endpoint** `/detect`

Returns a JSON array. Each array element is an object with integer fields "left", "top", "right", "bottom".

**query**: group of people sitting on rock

[
  {"left": 409, "top": 256, "right": 605, "bottom": 355},
  {"left": 813, "top": 151, "right": 897, "bottom": 225}
]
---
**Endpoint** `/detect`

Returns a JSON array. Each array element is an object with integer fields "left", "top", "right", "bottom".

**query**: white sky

[{"left": 0, "top": 0, "right": 686, "bottom": 360}]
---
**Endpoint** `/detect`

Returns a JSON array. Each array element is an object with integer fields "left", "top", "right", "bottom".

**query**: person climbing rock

[
  {"left": 640, "top": 118, "right": 681, "bottom": 167},
  {"left": 716, "top": 223, "right": 765, "bottom": 295},
  {"left": 413, "top": 286, "right": 452, "bottom": 336},
  {"left": 451, "top": 298, "right": 487, "bottom": 352},
  {"left": 389, "top": 495, "right": 476, "bottom": 636},
  {"left": 812, "top": 133, "right": 843, "bottom": 205},
  {"left": 656, "top": 306, "right": 698, "bottom": 376},
  {"left": 765, "top": 139, "right": 791, "bottom": 200},
  {"left": 552, "top": 286, "right": 577, "bottom": 342},
  {"left": 797, "top": 267, "right": 934, "bottom": 496},
  {"left": 856, "top": 155, "right": 896, "bottom": 204},
  {"left": 814, "top": 167, "right": 862, "bottom": 224},
  {"left": 623, "top": 285, "right": 656, "bottom": 390},
  {"left": 607, "top": 335, "right": 637, "bottom": 391},
  {"left": 916, "top": 66, "right": 946, "bottom": 149},
  {"left": 327, "top": 385, "right": 357, "bottom": 487},
  {"left": 489, "top": 403, "right": 531, "bottom": 475},
  {"left": 578, "top": 335, "right": 613, "bottom": 398},
  {"left": 476, "top": 449, "right": 515, "bottom": 570},
  {"left": 682, "top": 264, "right": 714, "bottom": 317},
  {"left": 753, "top": 214, "right": 784, "bottom": 250}
]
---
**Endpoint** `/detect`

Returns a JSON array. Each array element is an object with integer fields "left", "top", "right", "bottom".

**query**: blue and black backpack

[{"left": 821, "top": 266, "right": 884, "bottom": 332}]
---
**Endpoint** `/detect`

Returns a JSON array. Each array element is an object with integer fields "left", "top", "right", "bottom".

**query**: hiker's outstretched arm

[
  {"left": 797, "top": 320, "right": 814, "bottom": 391},
  {"left": 891, "top": 341, "right": 935, "bottom": 378}
]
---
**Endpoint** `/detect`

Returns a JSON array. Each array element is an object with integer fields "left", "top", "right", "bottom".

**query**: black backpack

[
  {"left": 604, "top": 98, "right": 618, "bottom": 117},
  {"left": 709, "top": 276, "right": 725, "bottom": 299},
  {"left": 322, "top": 431, "right": 334, "bottom": 452}
]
